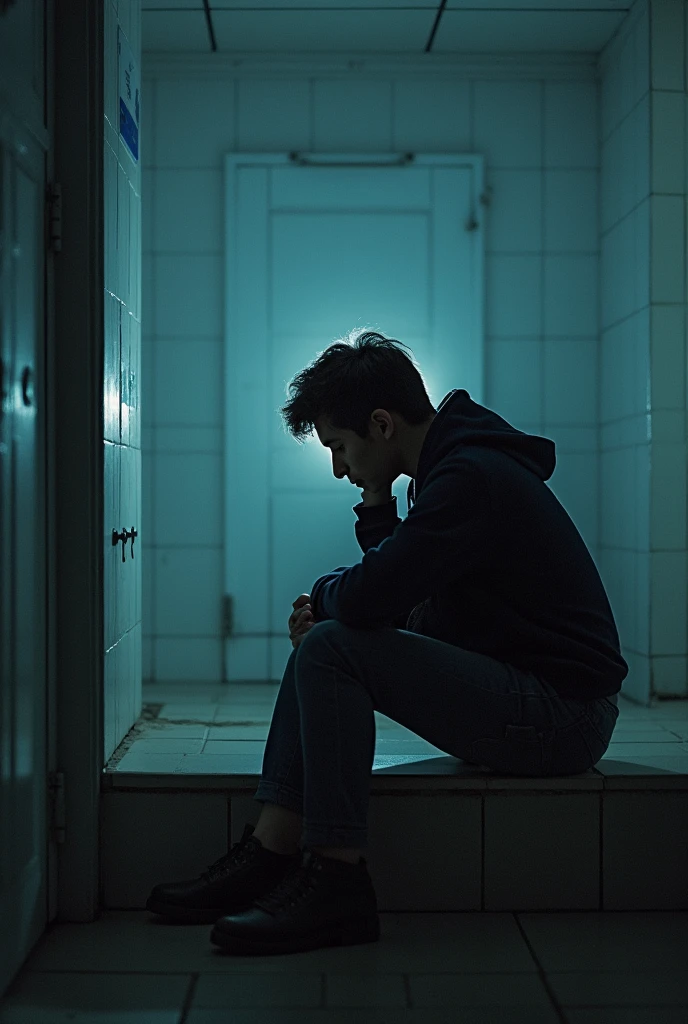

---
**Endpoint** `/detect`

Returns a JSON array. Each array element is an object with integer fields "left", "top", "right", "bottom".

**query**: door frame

[{"left": 48, "top": 0, "right": 105, "bottom": 921}]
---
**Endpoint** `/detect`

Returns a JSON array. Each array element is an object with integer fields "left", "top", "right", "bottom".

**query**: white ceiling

[{"left": 141, "top": 1, "right": 633, "bottom": 55}]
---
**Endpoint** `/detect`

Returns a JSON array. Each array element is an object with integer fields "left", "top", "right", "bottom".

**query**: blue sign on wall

[{"left": 118, "top": 27, "right": 139, "bottom": 162}]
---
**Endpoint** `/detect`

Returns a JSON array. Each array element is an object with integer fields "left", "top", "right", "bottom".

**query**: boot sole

[{"left": 145, "top": 895, "right": 254, "bottom": 924}]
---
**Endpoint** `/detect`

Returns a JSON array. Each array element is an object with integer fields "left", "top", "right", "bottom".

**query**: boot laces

[
  {"left": 200, "top": 842, "right": 251, "bottom": 883},
  {"left": 253, "top": 863, "right": 315, "bottom": 915}
]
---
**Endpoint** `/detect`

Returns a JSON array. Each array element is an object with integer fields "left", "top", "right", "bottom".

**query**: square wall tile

[
  {"left": 544, "top": 80, "right": 598, "bottom": 168},
  {"left": 393, "top": 77, "right": 470, "bottom": 151},
  {"left": 101, "top": 792, "right": 229, "bottom": 907},
  {"left": 651, "top": 305, "right": 686, "bottom": 410},
  {"left": 153, "top": 637, "right": 223, "bottom": 683},
  {"left": 603, "top": 791, "right": 688, "bottom": 909},
  {"left": 313, "top": 79, "right": 392, "bottom": 151},
  {"left": 651, "top": 196, "right": 685, "bottom": 304},
  {"left": 485, "top": 170, "right": 541, "bottom": 253},
  {"left": 483, "top": 793, "right": 600, "bottom": 910},
  {"left": 142, "top": 169, "right": 154, "bottom": 253},
  {"left": 154, "top": 453, "right": 222, "bottom": 545},
  {"left": 652, "top": 91, "right": 685, "bottom": 195},
  {"left": 117, "top": 159, "right": 130, "bottom": 308},
  {"left": 486, "top": 256, "right": 541, "bottom": 336},
  {"left": 238, "top": 77, "right": 310, "bottom": 152},
  {"left": 473, "top": 80, "right": 542, "bottom": 169},
  {"left": 154, "top": 254, "right": 222, "bottom": 338},
  {"left": 153, "top": 339, "right": 222, "bottom": 427},
  {"left": 544, "top": 170, "right": 597, "bottom": 253},
  {"left": 154, "top": 546, "right": 223, "bottom": 635},
  {"left": 651, "top": 0, "right": 685, "bottom": 91},
  {"left": 367, "top": 795, "right": 483, "bottom": 911},
  {"left": 141, "top": 75, "right": 155, "bottom": 170},
  {"left": 155, "top": 78, "right": 235, "bottom": 168},
  {"left": 650, "top": 551, "right": 687, "bottom": 655},
  {"left": 154, "top": 170, "right": 223, "bottom": 253},
  {"left": 544, "top": 339, "right": 597, "bottom": 425},
  {"left": 544, "top": 255, "right": 598, "bottom": 337},
  {"left": 487, "top": 339, "right": 542, "bottom": 426},
  {"left": 650, "top": 443, "right": 687, "bottom": 551}
]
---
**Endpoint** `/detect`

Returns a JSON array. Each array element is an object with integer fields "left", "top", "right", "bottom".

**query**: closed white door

[
  {"left": 225, "top": 153, "right": 484, "bottom": 682},
  {"left": 0, "top": 0, "right": 50, "bottom": 996}
]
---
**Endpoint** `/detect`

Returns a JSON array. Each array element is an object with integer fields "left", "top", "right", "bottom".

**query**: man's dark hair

[{"left": 279, "top": 328, "right": 436, "bottom": 445}]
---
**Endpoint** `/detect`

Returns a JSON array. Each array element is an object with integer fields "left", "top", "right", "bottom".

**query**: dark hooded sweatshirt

[{"left": 309, "top": 389, "right": 628, "bottom": 701}]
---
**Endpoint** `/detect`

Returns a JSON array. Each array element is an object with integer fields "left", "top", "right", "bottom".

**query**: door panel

[
  {"left": 0, "top": 0, "right": 49, "bottom": 997},
  {"left": 224, "top": 154, "right": 484, "bottom": 683}
]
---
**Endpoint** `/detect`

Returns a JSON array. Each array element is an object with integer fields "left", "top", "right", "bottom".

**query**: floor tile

[
  {"left": 546, "top": 969, "right": 688, "bottom": 1008},
  {"left": 604, "top": 743, "right": 688, "bottom": 756},
  {"left": 6, "top": 913, "right": 688, "bottom": 1023},
  {"left": 405, "top": 971, "right": 560, "bottom": 1008},
  {"left": 129, "top": 737, "right": 206, "bottom": 754},
  {"left": 595, "top": 755, "right": 688, "bottom": 777},
  {"left": 157, "top": 704, "right": 219, "bottom": 715},
  {"left": 517, "top": 911, "right": 688, "bottom": 972},
  {"left": 202, "top": 736, "right": 268, "bottom": 751},
  {"left": 192, "top": 972, "right": 321, "bottom": 1008},
  {"left": 205, "top": 727, "right": 270, "bottom": 741},
  {"left": 20, "top": 912, "right": 539, "bottom": 975},
  {"left": 138, "top": 724, "right": 208, "bottom": 738},
  {"left": 0, "top": 971, "right": 189, "bottom": 1023},
  {"left": 564, "top": 1010, "right": 688, "bottom": 1023},
  {"left": 113, "top": 750, "right": 192, "bottom": 772},
  {"left": 186, "top": 1011, "right": 561, "bottom": 1023}
]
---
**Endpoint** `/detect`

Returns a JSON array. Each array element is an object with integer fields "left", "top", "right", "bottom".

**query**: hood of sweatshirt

[{"left": 406, "top": 389, "right": 557, "bottom": 513}]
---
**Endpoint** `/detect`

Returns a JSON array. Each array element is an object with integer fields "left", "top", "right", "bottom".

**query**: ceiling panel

[
  {"left": 142, "top": 1, "right": 205, "bottom": 9},
  {"left": 203, "top": 0, "right": 631, "bottom": 8},
  {"left": 142, "top": 2, "right": 631, "bottom": 53},
  {"left": 446, "top": 0, "right": 630, "bottom": 6},
  {"left": 143, "top": 0, "right": 632, "bottom": 8},
  {"left": 435, "top": 9, "right": 626, "bottom": 50},
  {"left": 211, "top": 9, "right": 438, "bottom": 52}
]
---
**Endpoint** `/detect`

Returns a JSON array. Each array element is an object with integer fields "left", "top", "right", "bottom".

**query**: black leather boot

[{"left": 145, "top": 823, "right": 301, "bottom": 924}]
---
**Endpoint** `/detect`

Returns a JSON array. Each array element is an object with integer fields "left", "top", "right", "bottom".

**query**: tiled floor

[
  {"left": 3, "top": 690, "right": 686, "bottom": 1022},
  {"left": 1, "top": 908, "right": 687, "bottom": 1022},
  {"left": 101, "top": 683, "right": 688, "bottom": 778}
]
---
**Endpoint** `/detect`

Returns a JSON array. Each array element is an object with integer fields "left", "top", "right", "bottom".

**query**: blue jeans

[{"left": 253, "top": 620, "right": 620, "bottom": 849}]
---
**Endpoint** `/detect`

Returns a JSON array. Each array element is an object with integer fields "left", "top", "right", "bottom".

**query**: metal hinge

[
  {"left": 48, "top": 770, "right": 66, "bottom": 844},
  {"left": 221, "top": 595, "right": 234, "bottom": 638},
  {"left": 46, "top": 183, "right": 62, "bottom": 252}
]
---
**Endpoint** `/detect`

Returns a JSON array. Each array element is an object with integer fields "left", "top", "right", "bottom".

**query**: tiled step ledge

[
  {"left": 100, "top": 776, "right": 688, "bottom": 912},
  {"left": 101, "top": 754, "right": 688, "bottom": 791}
]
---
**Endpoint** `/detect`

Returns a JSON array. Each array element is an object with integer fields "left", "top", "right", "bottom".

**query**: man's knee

[{"left": 297, "top": 618, "right": 349, "bottom": 646}]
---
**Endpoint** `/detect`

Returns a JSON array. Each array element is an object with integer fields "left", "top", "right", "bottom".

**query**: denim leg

[
  {"left": 253, "top": 646, "right": 306, "bottom": 819},
  {"left": 255, "top": 619, "right": 620, "bottom": 850}
]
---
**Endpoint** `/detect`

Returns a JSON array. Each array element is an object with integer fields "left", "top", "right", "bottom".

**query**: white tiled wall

[
  {"left": 132, "top": 2, "right": 687, "bottom": 700},
  {"left": 104, "top": 0, "right": 143, "bottom": 760},
  {"left": 140, "top": 64, "right": 604, "bottom": 685},
  {"left": 598, "top": 0, "right": 687, "bottom": 704},
  {"left": 93, "top": 0, "right": 688, "bottom": 818}
]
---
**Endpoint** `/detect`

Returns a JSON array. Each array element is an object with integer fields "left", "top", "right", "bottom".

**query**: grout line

[
  {"left": 178, "top": 973, "right": 200, "bottom": 1024},
  {"left": 599, "top": 788, "right": 604, "bottom": 910},
  {"left": 512, "top": 915, "right": 571, "bottom": 1024},
  {"left": 480, "top": 793, "right": 485, "bottom": 911}
]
